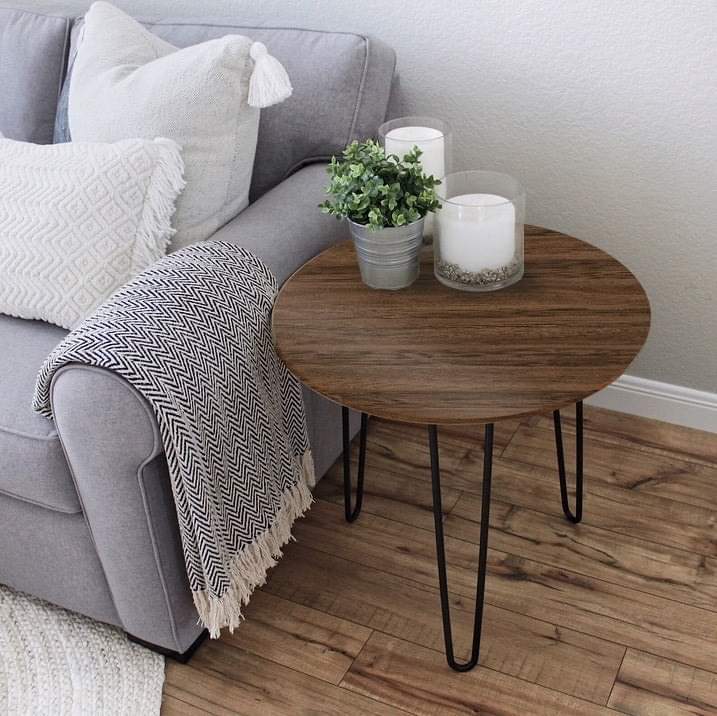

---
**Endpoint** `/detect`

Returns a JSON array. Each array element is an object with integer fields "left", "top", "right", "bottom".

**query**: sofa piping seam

[
  {"left": 0, "top": 5, "right": 69, "bottom": 20},
  {"left": 347, "top": 35, "right": 371, "bottom": 145},
  {"left": 0, "top": 486, "right": 81, "bottom": 515},
  {"left": 0, "top": 424, "right": 60, "bottom": 441},
  {"left": 140, "top": 19, "right": 371, "bottom": 40},
  {"left": 134, "top": 454, "right": 183, "bottom": 652},
  {"left": 56, "top": 17, "right": 71, "bottom": 103}
]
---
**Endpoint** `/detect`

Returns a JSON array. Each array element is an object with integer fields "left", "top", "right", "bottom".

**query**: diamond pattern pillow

[{"left": 0, "top": 136, "right": 184, "bottom": 329}]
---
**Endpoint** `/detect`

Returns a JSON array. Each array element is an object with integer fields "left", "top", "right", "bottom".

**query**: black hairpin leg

[
  {"left": 429, "top": 423, "right": 494, "bottom": 672},
  {"left": 342, "top": 407, "right": 368, "bottom": 522},
  {"left": 553, "top": 401, "right": 584, "bottom": 524}
]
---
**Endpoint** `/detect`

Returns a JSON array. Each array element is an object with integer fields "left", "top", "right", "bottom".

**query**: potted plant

[{"left": 320, "top": 139, "right": 441, "bottom": 289}]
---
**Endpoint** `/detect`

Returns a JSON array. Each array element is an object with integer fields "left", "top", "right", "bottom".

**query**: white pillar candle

[
  {"left": 383, "top": 126, "right": 445, "bottom": 180},
  {"left": 384, "top": 126, "right": 445, "bottom": 237},
  {"left": 437, "top": 194, "right": 516, "bottom": 272}
]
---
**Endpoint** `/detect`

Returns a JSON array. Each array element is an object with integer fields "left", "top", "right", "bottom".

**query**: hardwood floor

[{"left": 161, "top": 407, "right": 717, "bottom": 715}]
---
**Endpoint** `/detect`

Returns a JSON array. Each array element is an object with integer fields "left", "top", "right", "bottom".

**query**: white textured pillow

[
  {"left": 0, "top": 137, "right": 184, "bottom": 329},
  {"left": 69, "top": 1, "right": 292, "bottom": 251}
]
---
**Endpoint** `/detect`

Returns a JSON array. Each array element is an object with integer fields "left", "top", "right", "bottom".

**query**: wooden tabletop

[{"left": 272, "top": 226, "right": 650, "bottom": 425}]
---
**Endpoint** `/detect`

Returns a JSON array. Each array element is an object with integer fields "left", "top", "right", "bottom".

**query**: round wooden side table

[{"left": 272, "top": 225, "right": 650, "bottom": 672}]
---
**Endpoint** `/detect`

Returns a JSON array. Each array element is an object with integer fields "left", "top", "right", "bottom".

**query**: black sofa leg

[{"left": 127, "top": 629, "right": 209, "bottom": 663}]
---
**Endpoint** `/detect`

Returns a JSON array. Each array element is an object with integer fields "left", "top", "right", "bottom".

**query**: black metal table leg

[
  {"left": 342, "top": 407, "right": 368, "bottom": 522},
  {"left": 429, "top": 423, "right": 494, "bottom": 672},
  {"left": 553, "top": 400, "right": 584, "bottom": 523}
]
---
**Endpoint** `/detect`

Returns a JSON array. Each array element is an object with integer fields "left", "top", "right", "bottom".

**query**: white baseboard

[{"left": 586, "top": 375, "right": 717, "bottom": 433}]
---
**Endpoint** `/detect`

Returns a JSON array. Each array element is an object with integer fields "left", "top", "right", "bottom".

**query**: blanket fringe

[
  {"left": 192, "top": 450, "right": 315, "bottom": 637},
  {"left": 301, "top": 448, "right": 316, "bottom": 489}
]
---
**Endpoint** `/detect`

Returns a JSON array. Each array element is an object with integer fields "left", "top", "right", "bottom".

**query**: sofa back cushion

[
  {"left": 0, "top": 8, "right": 69, "bottom": 144},
  {"left": 56, "top": 18, "right": 395, "bottom": 200}
]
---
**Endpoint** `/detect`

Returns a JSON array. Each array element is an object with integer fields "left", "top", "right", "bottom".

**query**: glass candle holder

[
  {"left": 434, "top": 171, "right": 525, "bottom": 292},
  {"left": 378, "top": 117, "right": 452, "bottom": 239},
  {"left": 378, "top": 116, "right": 452, "bottom": 179}
]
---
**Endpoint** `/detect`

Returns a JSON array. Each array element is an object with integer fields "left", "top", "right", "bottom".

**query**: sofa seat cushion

[{"left": 0, "top": 315, "right": 80, "bottom": 513}]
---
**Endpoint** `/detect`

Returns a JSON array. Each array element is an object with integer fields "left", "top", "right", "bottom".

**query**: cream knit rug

[{"left": 0, "top": 584, "right": 165, "bottom": 715}]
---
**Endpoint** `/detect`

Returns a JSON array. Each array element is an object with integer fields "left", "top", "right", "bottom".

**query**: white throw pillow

[
  {"left": 0, "top": 136, "right": 185, "bottom": 329},
  {"left": 68, "top": 1, "right": 292, "bottom": 251}
]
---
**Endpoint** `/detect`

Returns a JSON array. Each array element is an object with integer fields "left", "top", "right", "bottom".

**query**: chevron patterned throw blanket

[{"left": 33, "top": 242, "right": 315, "bottom": 637}]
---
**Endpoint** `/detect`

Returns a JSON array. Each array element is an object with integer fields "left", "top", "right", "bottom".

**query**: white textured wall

[{"left": 18, "top": 0, "right": 717, "bottom": 391}]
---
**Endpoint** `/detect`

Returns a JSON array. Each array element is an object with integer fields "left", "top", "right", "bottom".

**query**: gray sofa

[{"left": 0, "top": 4, "right": 395, "bottom": 657}]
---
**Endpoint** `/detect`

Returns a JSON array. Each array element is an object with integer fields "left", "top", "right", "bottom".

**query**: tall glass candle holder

[
  {"left": 434, "top": 171, "right": 525, "bottom": 292},
  {"left": 378, "top": 117, "right": 452, "bottom": 238}
]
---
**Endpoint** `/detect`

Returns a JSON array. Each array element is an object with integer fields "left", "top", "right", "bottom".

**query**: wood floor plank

[
  {"left": 451, "top": 454, "right": 717, "bottom": 559},
  {"left": 356, "top": 419, "right": 472, "bottom": 475},
  {"left": 530, "top": 404, "right": 717, "bottom": 468},
  {"left": 608, "top": 649, "right": 717, "bottom": 715},
  {"left": 292, "top": 500, "right": 717, "bottom": 673},
  {"left": 265, "top": 544, "right": 625, "bottom": 704},
  {"left": 314, "top": 417, "right": 509, "bottom": 530},
  {"left": 223, "top": 590, "right": 371, "bottom": 684},
  {"left": 317, "top": 424, "right": 717, "bottom": 612},
  {"left": 486, "top": 555, "right": 717, "bottom": 679},
  {"left": 161, "top": 693, "right": 217, "bottom": 715},
  {"left": 315, "top": 455, "right": 460, "bottom": 532},
  {"left": 341, "top": 632, "right": 615, "bottom": 716},
  {"left": 445, "top": 494, "right": 717, "bottom": 611},
  {"left": 432, "top": 417, "right": 524, "bottom": 455},
  {"left": 163, "top": 666, "right": 241, "bottom": 715},
  {"left": 502, "top": 423, "right": 717, "bottom": 511},
  {"left": 169, "top": 641, "right": 409, "bottom": 715},
  {"left": 320, "top": 427, "right": 717, "bottom": 565},
  {"left": 334, "top": 418, "right": 523, "bottom": 485}
]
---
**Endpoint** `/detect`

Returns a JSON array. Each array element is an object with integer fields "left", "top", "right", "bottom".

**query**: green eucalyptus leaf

[{"left": 321, "top": 138, "right": 440, "bottom": 229}]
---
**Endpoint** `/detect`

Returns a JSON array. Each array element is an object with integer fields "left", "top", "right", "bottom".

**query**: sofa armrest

[
  {"left": 211, "top": 162, "right": 347, "bottom": 285},
  {"left": 48, "top": 164, "right": 352, "bottom": 651},
  {"left": 51, "top": 365, "right": 202, "bottom": 653}
]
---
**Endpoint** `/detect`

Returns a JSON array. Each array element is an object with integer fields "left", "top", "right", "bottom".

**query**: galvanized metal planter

[{"left": 348, "top": 218, "right": 425, "bottom": 290}]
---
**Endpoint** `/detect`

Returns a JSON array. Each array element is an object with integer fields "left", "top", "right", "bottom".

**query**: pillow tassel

[{"left": 248, "top": 42, "right": 293, "bottom": 108}]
